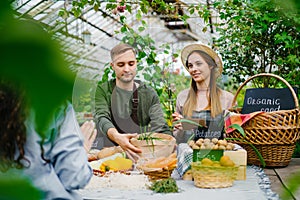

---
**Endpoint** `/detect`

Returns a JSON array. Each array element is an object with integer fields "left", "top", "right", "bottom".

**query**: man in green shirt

[{"left": 94, "top": 43, "right": 171, "bottom": 160}]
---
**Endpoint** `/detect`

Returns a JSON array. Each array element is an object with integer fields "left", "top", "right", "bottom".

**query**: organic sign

[{"left": 241, "top": 87, "right": 298, "bottom": 114}]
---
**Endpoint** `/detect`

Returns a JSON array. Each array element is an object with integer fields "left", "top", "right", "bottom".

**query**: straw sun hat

[{"left": 181, "top": 43, "right": 223, "bottom": 77}]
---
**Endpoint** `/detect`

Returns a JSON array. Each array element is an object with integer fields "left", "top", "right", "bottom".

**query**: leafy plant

[{"left": 211, "top": 0, "right": 300, "bottom": 86}]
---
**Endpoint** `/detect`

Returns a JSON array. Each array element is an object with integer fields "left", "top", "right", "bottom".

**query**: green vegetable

[
  {"left": 149, "top": 178, "right": 178, "bottom": 193},
  {"left": 105, "top": 166, "right": 110, "bottom": 172},
  {"left": 137, "top": 132, "right": 163, "bottom": 153},
  {"left": 137, "top": 132, "right": 161, "bottom": 141}
]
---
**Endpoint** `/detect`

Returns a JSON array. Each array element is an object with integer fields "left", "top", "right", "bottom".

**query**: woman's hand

[
  {"left": 80, "top": 120, "right": 97, "bottom": 153},
  {"left": 172, "top": 112, "right": 183, "bottom": 130}
]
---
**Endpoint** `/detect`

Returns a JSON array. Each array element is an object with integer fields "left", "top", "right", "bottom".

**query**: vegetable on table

[{"left": 149, "top": 178, "right": 178, "bottom": 193}]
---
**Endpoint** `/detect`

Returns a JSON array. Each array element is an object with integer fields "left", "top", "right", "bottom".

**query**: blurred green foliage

[
  {"left": 0, "top": 173, "right": 44, "bottom": 200},
  {"left": 0, "top": 1, "right": 75, "bottom": 135},
  {"left": 0, "top": 1, "right": 75, "bottom": 199},
  {"left": 212, "top": 0, "right": 300, "bottom": 88}
]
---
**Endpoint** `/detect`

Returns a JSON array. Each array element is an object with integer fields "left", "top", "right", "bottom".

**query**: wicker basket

[
  {"left": 191, "top": 162, "right": 238, "bottom": 188},
  {"left": 140, "top": 166, "right": 175, "bottom": 181},
  {"left": 226, "top": 73, "right": 300, "bottom": 167}
]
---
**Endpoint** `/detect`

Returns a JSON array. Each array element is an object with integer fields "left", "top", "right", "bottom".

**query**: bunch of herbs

[{"left": 149, "top": 178, "right": 178, "bottom": 193}]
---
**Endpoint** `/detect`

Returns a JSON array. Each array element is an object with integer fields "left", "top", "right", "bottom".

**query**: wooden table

[{"left": 264, "top": 158, "right": 300, "bottom": 200}]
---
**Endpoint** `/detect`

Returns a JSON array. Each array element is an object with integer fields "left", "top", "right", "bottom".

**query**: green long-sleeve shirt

[{"left": 94, "top": 79, "right": 171, "bottom": 146}]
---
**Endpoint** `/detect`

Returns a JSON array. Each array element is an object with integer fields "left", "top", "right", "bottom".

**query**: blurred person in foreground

[
  {"left": 93, "top": 43, "right": 171, "bottom": 161},
  {"left": 0, "top": 78, "right": 97, "bottom": 200},
  {"left": 172, "top": 43, "right": 235, "bottom": 143}
]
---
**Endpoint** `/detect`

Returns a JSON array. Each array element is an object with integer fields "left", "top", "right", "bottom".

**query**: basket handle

[{"left": 232, "top": 73, "right": 299, "bottom": 109}]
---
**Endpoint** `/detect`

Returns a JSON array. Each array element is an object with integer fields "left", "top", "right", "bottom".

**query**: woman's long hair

[
  {"left": 0, "top": 79, "right": 71, "bottom": 173},
  {"left": 183, "top": 50, "right": 222, "bottom": 118},
  {"left": 0, "top": 79, "right": 29, "bottom": 172}
]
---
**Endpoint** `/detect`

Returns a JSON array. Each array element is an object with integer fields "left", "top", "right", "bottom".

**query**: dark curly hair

[{"left": 0, "top": 79, "right": 30, "bottom": 172}]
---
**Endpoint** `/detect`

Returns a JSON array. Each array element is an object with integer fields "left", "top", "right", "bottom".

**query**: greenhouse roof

[{"left": 13, "top": 0, "right": 218, "bottom": 79}]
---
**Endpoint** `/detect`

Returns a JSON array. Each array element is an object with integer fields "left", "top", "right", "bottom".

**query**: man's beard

[{"left": 119, "top": 73, "right": 134, "bottom": 83}]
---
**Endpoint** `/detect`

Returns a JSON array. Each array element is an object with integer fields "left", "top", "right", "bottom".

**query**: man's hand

[
  {"left": 80, "top": 120, "right": 97, "bottom": 153},
  {"left": 117, "top": 134, "right": 142, "bottom": 162},
  {"left": 107, "top": 128, "right": 142, "bottom": 161}
]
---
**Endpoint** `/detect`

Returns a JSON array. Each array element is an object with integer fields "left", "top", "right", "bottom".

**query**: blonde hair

[
  {"left": 182, "top": 50, "right": 222, "bottom": 118},
  {"left": 110, "top": 43, "right": 136, "bottom": 61}
]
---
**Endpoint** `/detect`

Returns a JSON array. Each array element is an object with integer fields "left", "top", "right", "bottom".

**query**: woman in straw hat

[{"left": 172, "top": 43, "right": 235, "bottom": 143}]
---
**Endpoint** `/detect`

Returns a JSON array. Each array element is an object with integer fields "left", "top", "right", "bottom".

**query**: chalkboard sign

[
  {"left": 181, "top": 110, "right": 225, "bottom": 140},
  {"left": 241, "top": 87, "right": 298, "bottom": 114}
]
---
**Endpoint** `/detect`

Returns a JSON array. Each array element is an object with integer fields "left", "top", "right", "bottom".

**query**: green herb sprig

[
  {"left": 149, "top": 178, "right": 178, "bottom": 193},
  {"left": 137, "top": 132, "right": 164, "bottom": 153},
  {"left": 137, "top": 132, "right": 162, "bottom": 141}
]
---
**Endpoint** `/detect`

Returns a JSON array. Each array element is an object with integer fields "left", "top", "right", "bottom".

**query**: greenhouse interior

[
  {"left": 13, "top": 0, "right": 214, "bottom": 78},
  {"left": 0, "top": 0, "right": 300, "bottom": 200}
]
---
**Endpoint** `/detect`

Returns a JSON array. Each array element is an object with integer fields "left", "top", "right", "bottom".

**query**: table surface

[{"left": 79, "top": 166, "right": 274, "bottom": 200}]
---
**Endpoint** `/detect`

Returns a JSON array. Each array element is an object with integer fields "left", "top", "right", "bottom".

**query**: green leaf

[
  {"left": 120, "top": 26, "right": 127, "bottom": 33},
  {"left": 181, "top": 14, "right": 190, "bottom": 21},
  {"left": 128, "top": 37, "right": 134, "bottom": 45},
  {"left": 136, "top": 10, "right": 142, "bottom": 20},
  {"left": 228, "top": 124, "right": 245, "bottom": 137},
  {"left": 94, "top": 4, "right": 99, "bottom": 11},
  {"left": 172, "top": 53, "right": 179, "bottom": 58},
  {"left": 126, "top": 4, "right": 132, "bottom": 13},
  {"left": 120, "top": 15, "right": 126, "bottom": 23},
  {"left": 138, "top": 51, "right": 146, "bottom": 58},
  {"left": 143, "top": 73, "right": 152, "bottom": 81},
  {"left": 0, "top": 18, "right": 75, "bottom": 135},
  {"left": 175, "top": 118, "right": 202, "bottom": 127},
  {"left": 141, "top": 20, "right": 147, "bottom": 26},
  {"left": 138, "top": 26, "right": 145, "bottom": 32},
  {"left": 58, "top": 9, "right": 68, "bottom": 19},
  {"left": 146, "top": 56, "right": 155, "bottom": 65},
  {"left": 106, "top": 3, "right": 112, "bottom": 9},
  {"left": 189, "top": 8, "right": 195, "bottom": 15},
  {"left": 73, "top": 9, "right": 82, "bottom": 18}
]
